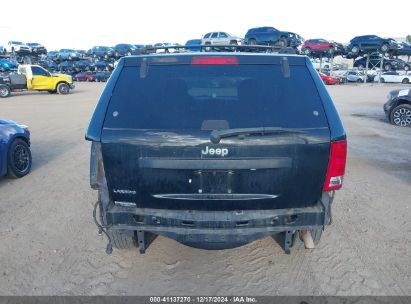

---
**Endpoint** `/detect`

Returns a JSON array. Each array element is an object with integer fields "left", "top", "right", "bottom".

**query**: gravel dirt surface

[{"left": 0, "top": 83, "right": 410, "bottom": 296}]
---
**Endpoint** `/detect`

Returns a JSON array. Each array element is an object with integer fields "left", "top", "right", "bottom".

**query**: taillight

[
  {"left": 191, "top": 56, "right": 238, "bottom": 65},
  {"left": 323, "top": 140, "right": 347, "bottom": 191}
]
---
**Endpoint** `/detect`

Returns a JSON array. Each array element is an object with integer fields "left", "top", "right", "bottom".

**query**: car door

[
  {"left": 368, "top": 36, "right": 380, "bottom": 49},
  {"left": 391, "top": 72, "right": 401, "bottom": 83},
  {"left": 218, "top": 32, "right": 229, "bottom": 45},
  {"left": 209, "top": 32, "right": 219, "bottom": 45},
  {"left": 30, "top": 66, "right": 53, "bottom": 90},
  {"left": 202, "top": 33, "right": 211, "bottom": 44},
  {"left": 382, "top": 72, "right": 393, "bottom": 82},
  {"left": 360, "top": 36, "right": 373, "bottom": 49}
]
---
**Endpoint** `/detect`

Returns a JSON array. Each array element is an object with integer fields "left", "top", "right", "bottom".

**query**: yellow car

[{"left": 0, "top": 65, "right": 75, "bottom": 97}]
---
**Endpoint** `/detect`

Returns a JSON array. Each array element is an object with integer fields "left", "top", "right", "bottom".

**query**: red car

[
  {"left": 73, "top": 71, "right": 95, "bottom": 82},
  {"left": 302, "top": 39, "right": 336, "bottom": 55},
  {"left": 319, "top": 72, "right": 338, "bottom": 85}
]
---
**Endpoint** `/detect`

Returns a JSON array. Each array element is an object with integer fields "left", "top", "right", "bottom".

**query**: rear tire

[
  {"left": 248, "top": 38, "right": 257, "bottom": 45},
  {"left": 108, "top": 229, "right": 137, "bottom": 249},
  {"left": 7, "top": 138, "right": 32, "bottom": 178},
  {"left": 357, "top": 78, "right": 363, "bottom": 83},
  {"left": 380, "top": 77, "right": 385, "bottom": 83},
  {"left": 0, "top": 85, "right": 11, "bottom": 98},
  {"left": 279, "top": 37, "right": 287, "bottom": 48},
  {"left": 402, "top": 78, "right": 409, "bottom": 84},
  {"left": 57, "top": 83, "right": 70, "bottom": 95},
  {"left": 381, "top": 43, "right": 389, "bottom": 52},
  {"left": 351, "top": 45, "right": 360, "bottom": 54}
]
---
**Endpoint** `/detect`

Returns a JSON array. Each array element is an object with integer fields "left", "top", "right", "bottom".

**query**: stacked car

[
  {"left": 244, "top": 27, "right": 302, "bottom": 48},
  {"left": 1, "top": 28, "right": 409, "bottom": 84},
  {"left": 347, "top": 35, "right": 398, "bottom": 56},
  {"left": 302, "top": 39, "right": 337, "bottom": 55}
]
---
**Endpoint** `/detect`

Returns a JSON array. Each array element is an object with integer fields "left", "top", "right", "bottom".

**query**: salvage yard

[{"left": 0, "top": 83, "right": 410, "bottom": 295}]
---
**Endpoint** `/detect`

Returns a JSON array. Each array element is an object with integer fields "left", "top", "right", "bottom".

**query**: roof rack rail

[{"left": 144, "top": 44, "right": 298, "bottom": 54}]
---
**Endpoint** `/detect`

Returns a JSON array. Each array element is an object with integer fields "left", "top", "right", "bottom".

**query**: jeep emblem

[{"left": 201, "top": 146, "right": 228, "bottom": 157}]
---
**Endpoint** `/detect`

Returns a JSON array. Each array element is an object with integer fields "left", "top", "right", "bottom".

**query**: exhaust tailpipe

[{"left": 299, "top": 230, "right": 315, "bottom": 249}]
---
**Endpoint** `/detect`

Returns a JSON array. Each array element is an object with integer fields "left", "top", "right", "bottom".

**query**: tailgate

[{"left": 101, "top": 128, "right": 329, "bottom": 210}]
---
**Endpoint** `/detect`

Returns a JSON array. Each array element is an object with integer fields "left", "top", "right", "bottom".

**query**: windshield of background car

[{"left": 104, "top": 62, "right": 328, "bottom": 130}]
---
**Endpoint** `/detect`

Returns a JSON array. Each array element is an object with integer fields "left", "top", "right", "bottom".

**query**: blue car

[
  {"left": 244, "top": 27, "right": 293, "bottom": 47},
  {"left": 0, "top": 119, "right": 32, "bottom": 178},
  {"left": 185, "top": 39, "right": 202, "bottom": 51},
  {"left": 73, "top": 60, "right": 92, "bottom": 72},
  {"left": 0, "top": 59, "right": 18, "bottom": 72},
  {"left": 94, "top": 71, "right": 110, "bottom": 82},
  {"left": 347, "top": 35, "right": 398, "bottom": 55},
  {"left": 88, "top": 46, "right": 114, "bottom": 59},
  {"left": 391, "top": 41, "right": 411, "bottom": 57},
  {"left": 47, "top": 51, "right": 60, "bottom": 61},
  {"left": 57, "top": 60, "right": 74, "bottom": 72},
  {"left": 92, "top": 60, "right": 109, "bottom": 71}
]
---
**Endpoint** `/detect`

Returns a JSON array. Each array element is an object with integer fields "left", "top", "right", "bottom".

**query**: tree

[{"left": 407, "top": 35, "right": 411, "bottom": 44}]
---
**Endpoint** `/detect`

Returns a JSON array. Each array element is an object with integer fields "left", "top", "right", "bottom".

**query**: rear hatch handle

[{"left": 210, "top": 127, "right": 305, "bottom": 144}]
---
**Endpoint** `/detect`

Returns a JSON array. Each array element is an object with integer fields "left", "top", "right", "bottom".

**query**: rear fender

[
  {"left": 392, "top": 97, "right": 411, "bottom": 111},
  {"left": 0, "top": 132, "right": 29, "bottom": 176},
  {"left": 90, "top": 142, "right": 110, "bottom": 221}
]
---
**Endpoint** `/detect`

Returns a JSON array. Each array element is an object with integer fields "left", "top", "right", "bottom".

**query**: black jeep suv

[{"left": 86, "top": 53, "right": 347, "bottom": 254}]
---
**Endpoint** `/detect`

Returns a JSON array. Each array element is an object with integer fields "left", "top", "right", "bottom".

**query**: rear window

[{"left": 104, "top": 62, "right": 328, "bottom": 130}]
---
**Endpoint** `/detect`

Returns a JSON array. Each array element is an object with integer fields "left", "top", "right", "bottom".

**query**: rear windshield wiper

[{"left": 210, "top": 127, "right": 304, "bottom": 144}]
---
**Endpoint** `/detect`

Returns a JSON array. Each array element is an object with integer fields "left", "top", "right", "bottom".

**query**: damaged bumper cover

[{"left": 104, "top": 193, "right": 332, "bottom": 251}]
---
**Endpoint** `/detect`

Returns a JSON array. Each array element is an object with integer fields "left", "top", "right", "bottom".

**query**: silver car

[
  {"left": 345, "top": 70, "right": 366, "bottom": 83},
  {"left": 202, "top": 32, "right": 243, "bottom": 45}
]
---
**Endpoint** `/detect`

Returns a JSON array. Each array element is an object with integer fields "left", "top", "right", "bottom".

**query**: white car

[
  {"left": 374, "top": 72, "right": 410, "bottom": 84},
  {"left": 310, "top": 58, "right": 340, "bottom": 70},
  {"left": 202, "top": 32, "right": 243, "bottom": 46},
  {"left": 154, "top": 42, "right": 180, "bottom": 53},
  {"left": 5, "top": 41, "right": 31, "bottom": 54}
]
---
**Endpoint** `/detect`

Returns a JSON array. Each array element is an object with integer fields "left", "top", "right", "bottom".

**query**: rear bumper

[{"left": 104, "top": 194, "right": 332, "bottom": 249}]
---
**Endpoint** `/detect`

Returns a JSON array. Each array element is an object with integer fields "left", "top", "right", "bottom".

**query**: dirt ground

[{"left": 0, "top": 82, "right": 410, "bottom": 296}]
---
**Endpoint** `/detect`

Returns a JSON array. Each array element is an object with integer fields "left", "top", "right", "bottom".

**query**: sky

[{"left": 0, "top": 0, "right": 408, "bottom": 50}]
